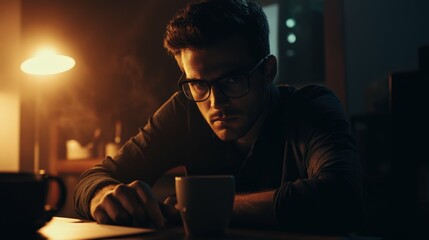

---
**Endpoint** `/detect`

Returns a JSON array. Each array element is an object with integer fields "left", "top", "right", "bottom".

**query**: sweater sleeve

[
  {"left": 73, "top": 92, "right": 191, "bottom": 220},
  {"left": 273, "top": 85, "right": 364, "bottom": 234}
]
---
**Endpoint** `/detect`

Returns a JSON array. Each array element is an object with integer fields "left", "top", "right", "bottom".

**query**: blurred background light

[
  {"left": 285, "top": 18, "right": 296, "bottom": 28},
  {"left": 287, "top": 33, "right": 296, "bottom": 43}
]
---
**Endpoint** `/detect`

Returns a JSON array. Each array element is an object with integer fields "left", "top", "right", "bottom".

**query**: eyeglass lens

[{"left": 182, "top": 75, "right": 249, "bottom": 101}]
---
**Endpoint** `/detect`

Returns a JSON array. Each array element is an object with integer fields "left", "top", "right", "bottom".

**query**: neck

[
  {"left": 234, "top": 109, "right": 266, "bottom": 155},
  {"left": 234, "top": 84, "right": 279, "bottom": 155}
]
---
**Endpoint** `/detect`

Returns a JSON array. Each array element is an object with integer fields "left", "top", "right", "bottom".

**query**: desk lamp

[{"left": 20, "top": 48, "right": 75, "bottom": 172}]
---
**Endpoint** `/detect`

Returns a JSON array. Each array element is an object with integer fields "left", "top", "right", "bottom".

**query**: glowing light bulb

[{"left": 21, "top": 48, "right": 75, "bottom": 75}]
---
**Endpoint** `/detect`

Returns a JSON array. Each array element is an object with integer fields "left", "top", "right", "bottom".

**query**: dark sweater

[{"left": 74, "top": 84, "right": 364, "bottom": 234}]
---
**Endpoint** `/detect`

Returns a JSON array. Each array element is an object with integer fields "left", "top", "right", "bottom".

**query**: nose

[{"left": 209, "top": 85, "right": 229, "bottom": 108}]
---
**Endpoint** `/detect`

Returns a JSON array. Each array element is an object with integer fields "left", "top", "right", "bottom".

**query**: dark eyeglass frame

[{"left": 178, "top": 55, "right": 271, "bottom": 102}]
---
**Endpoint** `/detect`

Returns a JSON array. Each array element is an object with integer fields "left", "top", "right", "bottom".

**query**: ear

[{"left": 263, "top": 55, "right": 277, "bottom": 84}]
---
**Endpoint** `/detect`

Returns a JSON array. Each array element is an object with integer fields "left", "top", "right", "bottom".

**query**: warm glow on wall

[{"left": 20, "top": 47, "right": 75, "bottom": 75}]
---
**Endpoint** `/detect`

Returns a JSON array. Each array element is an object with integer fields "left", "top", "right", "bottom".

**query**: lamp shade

[{"left": 21, "top": 50, "right": 75, "bottom": 75}]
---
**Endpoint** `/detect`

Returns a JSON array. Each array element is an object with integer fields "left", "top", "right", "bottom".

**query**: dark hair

[{"left": 163, "top": 0, "right": 270, "bottom": 60}]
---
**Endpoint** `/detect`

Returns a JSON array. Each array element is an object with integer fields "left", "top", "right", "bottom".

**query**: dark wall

[{"left": 344, "top": 0, "right": 429, "bottom": 115}]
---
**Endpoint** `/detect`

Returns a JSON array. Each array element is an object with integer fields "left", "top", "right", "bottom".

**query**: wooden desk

[
  {"left": 121, "top": 227, "right": 353, "bottom": 240},
  {"left": 36, "top": 217, "right": 378, "bottom": 240}
]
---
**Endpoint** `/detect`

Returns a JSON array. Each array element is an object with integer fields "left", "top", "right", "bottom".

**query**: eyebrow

[{"left": 184, "top": 66, "right": 252, "bottom": 82}]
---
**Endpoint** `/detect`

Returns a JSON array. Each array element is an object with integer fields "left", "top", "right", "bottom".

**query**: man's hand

[{"left": 90, "top": 180, "right": 174, "bottom": 228}]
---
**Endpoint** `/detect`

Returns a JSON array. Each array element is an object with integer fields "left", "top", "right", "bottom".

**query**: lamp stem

[{"left": 34, "top": 84, "right": 41, "bottom": 173}]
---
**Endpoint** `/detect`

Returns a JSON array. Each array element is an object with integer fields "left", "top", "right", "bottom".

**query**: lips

[
  {"left": 212, "top": 116, "right": 234, "bottom": 122},
  {"left": 210, "top": 112, "right": 239, "bottom": 125}
]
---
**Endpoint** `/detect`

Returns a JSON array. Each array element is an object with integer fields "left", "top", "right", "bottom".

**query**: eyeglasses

[{"left": 178, "top": 55, "right": 270, "bottom": 102}]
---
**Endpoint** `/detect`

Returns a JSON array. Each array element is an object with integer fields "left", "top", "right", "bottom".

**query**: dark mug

[
  {"left": 0, "top": 170, "right": 66, "bottom": 232},
  {"left": 175, "top": 175, "right": 235, "bottom": 236}
]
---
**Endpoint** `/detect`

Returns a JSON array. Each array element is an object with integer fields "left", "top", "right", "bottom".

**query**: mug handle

[{"left": 42, "top": 173, "right": 67, "bottom": 218}]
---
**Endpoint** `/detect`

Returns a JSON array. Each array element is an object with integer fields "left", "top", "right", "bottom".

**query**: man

[{"left": 74, "top": 0, "right": 364, "bottom": 234}]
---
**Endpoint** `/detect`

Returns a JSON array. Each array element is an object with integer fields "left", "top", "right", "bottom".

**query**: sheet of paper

[{"left": 38, "top": 217, "right": 155, "bottom": 240}]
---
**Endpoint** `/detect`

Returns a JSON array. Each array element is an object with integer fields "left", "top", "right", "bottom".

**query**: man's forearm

[{"left": 231, "top": 190, "right": 277, "bottom": 227}]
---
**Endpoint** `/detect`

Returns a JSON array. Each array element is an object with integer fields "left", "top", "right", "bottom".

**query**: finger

[
  {"left": 101, "top": 193, "right": 132, "bottom": 226},
  {"left": 130, "top": 181, "right": 165, "bottom": 228},
  {"left": 159, "top": 202, "right": 180, "bottom": 224},
  {"left": 112, "top": 184, "right": 148, "bottom": 226},
  {"left": 161, "top": 197, "right": 179, "bottom": 218},
  {"left": 93, "top": 206, "right": 113, "bottom": 225},
  {"left": 163, "top": 194, "right": 177, "bottom": 207},
  {"left": 163, "top": 202, "right": 179, "bottom": 216}
]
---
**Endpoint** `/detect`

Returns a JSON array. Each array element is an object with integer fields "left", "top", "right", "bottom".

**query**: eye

[{"left": 224, "top": 76, "right": 246, "bottom": 84}]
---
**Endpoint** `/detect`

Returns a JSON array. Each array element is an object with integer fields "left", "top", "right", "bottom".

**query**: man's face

[{"left": 178, "top": 36, "right": 269, "bottom": 141}]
